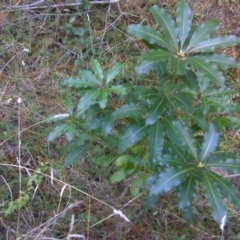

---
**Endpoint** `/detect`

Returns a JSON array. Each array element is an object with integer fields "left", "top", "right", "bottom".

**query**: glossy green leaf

[
  {"left": 109, "top": 85, "right": 126, "bottom": 95},
  {"left": 98, "top": 89, "right": 108, "bottom": 109},
  {"left": 200, "top": 124, "right": 219, "bottom": 161},
  {"left": 146, "top": 95, "right": 166, "bottom": 125},
  {"left": 142, "top": 50, "right": 173, "bottom": 62},
  {"left": 187, "top": 113, "right": 208, "bottom": 131},
  {"left": 151, "top": 5, "right": 178, "bottom": 50},
  {"left": 188, "top": 57, "right": 225, "bottom": 86},
  {"left": 66, "top": 122, "right": 76, "bottom": 141},
  {"left": 195, "top": 54, "right": 240, "bottom": 69},
  {"left": 48, "top": 124, "right": 68, "bottom": 142},
  {"left": 158, "top": 154, "right": 189, "bottom": 167},
  {"left": 205, "top": 152, "right": 237, "bottom": 164},
  {"left": 148, "top": 121, "right": 164, "bottom": 163},
  {"left": 208, "top": 158, "right": 240, "bottom": 174},
  {"left": 203, "top": 88, "right": 236, "bottom": 98},
  {"left": 179, "top": 71, "right": 198, "bottom": 91},
  {"left": 90, "top": 59, "right": 103, "bottom": 82},
  {"left": 111, "top": 104, "right": 146, "bottom": 121},
  {"left": 202, "top": 171, "right": 227, "bottom": 224},
  {"left": 101, "top": 116, "right": 114, "bottom": 136},
  {"left": 173, "top": 121, "right": 197, "bottom": 158},
  {"left": 169, "top": 56, "right": 187, "bottom": 75},
  {"left": 178, "top": 174, "right": 196, "bottom": 224},
  {"left": 127, "top": 24, "right": 171, "bottom": 49},
  {"left": 169, "top": 92, "right": 193, "bottom": 112},
  {"left": 186, "top": 20, "right": 219, "bottom": 51},
  {"left": 135, "top": 60, "right": 157, "bottom": 75},
  {"left": 63, "top": 97, "right": 74, "bottom": 115},
  {"left": 79, "top": 70, "right": 101, "bottom": 85},
  {"left": 190, "top": 35, "right": 240, "bottom": 52},
  {"left": 206, "top": 171, "right": 240, "bottom": 208},
  {"left": 64, "top": 144, "right": 89, "bottom": 166},
  {"left": 63, "top": 77, "right": 98, "bottom": 88},
  {"left": 110, "top": 169, "right": 126, "bottom": 183},
  {"left": 176, "top": 0, "right": 192, "bottom": 48},
  {"left": 118, "top": 121, "right": 148, "bottom": 152},
  {"left": 206, "top": 96, "right": 229, "bottom": 112},
  {"left": 150, "top": 166, "right": 193, "bottom": 195},
  {"left": 77, "top": 90, "right": 99, "bottom": 111},
  {"left": 106, "top": 63, "right": 124, "bottom": 85}
]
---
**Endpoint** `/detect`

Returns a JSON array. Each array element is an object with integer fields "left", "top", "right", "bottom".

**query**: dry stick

[
  {"left": 3, "top": 0, "right": 120, "bottom": 10},
  {"left": 17, "top": 200, "right": 83, "bottom": 240}
]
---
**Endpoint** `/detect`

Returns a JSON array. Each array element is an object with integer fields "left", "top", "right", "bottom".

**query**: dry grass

[{"left": 1, "top": 0, "right": 240, "bottom": 239}]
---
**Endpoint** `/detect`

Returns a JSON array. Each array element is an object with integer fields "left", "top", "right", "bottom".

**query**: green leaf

[
  {"left": 200, "top": 124, "right": 219, "bottom": 161},
  {"left": 150, "top": 166, "right": 194, "bottom": 195},
  {"left": 176, "top": 0, "right": 192, "bottom": 48},
  {"left": 110, "top": 169, "right": 126, "bottom": 183},
  {"left": 151, "top": 5, "right": 178, "bottom": 50},
  {"left": 148, "top": 121, "right": 164, "bottom": 163},
  {"left": 64, "top": 144, "right": 89, "bottom": 166},
  {"left": 130, "top": 173, "right": 146, "bottom": 197},
  {"left": 118, "top": 121, "right": 148, "bottom": 152},
  {"left": 63, "top": 97, "right": 74, "bottom": 115},
  {"left": 101, "top": 116, "right": 114, "bottom": 136},
  {"left": 79, "top": 70, "right": 102, "bottom": 85},
  {"left": 187, "top": 113, "right": 208, "bottom": 131},
  {"left": 206, "top": 152, "right": 237, "bottom": 164},
  {"left": 190, "top": 35, "right": 240, "bottom": 52},
  {"left": 66, "top": 122, "right": 76, "bottom": 141},
  {"left": 179, "top": 71, "right": 198, "bottom": 91},
  {"left": 208, "top": 158, "right": 240, "bottom": 174},
  {"left": 111, "top": 104, "right": 146, "bottom": 121},
  {"left": 206, "top": 96, "right": 229, "bottom": 112},
  {"left": 188, "top": 57, "right": 225, "bottom": 86},
  {"left": 186, "top": 20, "right": 219, "bottom": 51},
  {"left": 94, "top": 155, "right": 115, "bottom": 167},
  {"left": 146, "top": 95, "right": 166, "bottom": 125},
  {"left": 90, "top": 59, "right": 103, "bottom": 82},
  {"left": 169, "top": 56, "right": 187, "bottom": 75},
  {"left": 109, "top": 85, "right": 126, "bottom": 95},
  {"left": 173, "top": 121, "right": 197, "bottom": 158},
  {"left": 106, "top": 63, "right": 124, "bottom": 85},
  {"left": 203, "top": 88, "right": 236, "bottom": 98},
  {"left": 142, "top": 50, "right": 173, "bottom": 63},
  {"left": 135, "top": 60, "right": 157, "bottom": 75},
  {"left": 98, "top": 89, "right": 108, "bottom": 109},
  {"left": 127, "top": 24, "right": 172, "bottom": 49},
  {"left": 64, "top": 77, "right": 98, "bottom": 88},
  {"left": 178, "top": 174, "right": 196, "bottom": 224},
  {"left": 48, "top": 124, "right": 68, "bottom": 142},
  {"left": 202, "top": 171, "right": 227, "bottom": 224},
  {"left": 77, "top": 90, "right": 99, "bottom": 111},
  {"left": 195, "top": 54, "right": 240, "bottom": 69},
  {"left": 205, "top": 171, "right": 240, "bottom": 208}
]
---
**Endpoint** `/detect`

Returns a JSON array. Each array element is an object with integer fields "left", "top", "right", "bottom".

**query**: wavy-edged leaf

[
  {"left": 127, "top": 24, "right": 171, "bottom": 49},
  {"left": 200, "top": 124, "right": 219, "bottom": 161},
  {"left": 109, "top": 85, "right": 126, "bottom": 95},
  {"left": 64, "top": 144, "right": 89, "bottom": 166},
  {"left": 146, "top": 95, "right": 167, "bottom": 125},
  {"left": 203, "top": 88, "right": 237, "bottom": 98},
  {"left": 98, "top": 89, "right": 108, "bottom": 109},
  {"left": 158, "top": 154, "right": 190, "bottom": 167},
  {"left": 150, "top": 166, "right": 194, "bottom": 196},
  {"left": 118, "top": 121, "right": 148, "bottom": 152},
  {"left": 206, "top": 96, "right": 230, "bottom": 112},
  {"left": 188, "top": 57, "right": 225, "bottom": 86},
  {"left": 148, "top": 121, "right": 164, "bottom": 163},
  {"left": 195, "top": 54, "right": 240, "bottom": 69},
  {"left": 224, "top": 116, "right": 240, "bottom": 129},
  {"left": 169, "top": 56, "right": 187, "bottom": 75},
  {"left": 151, "top": 5, "right": 178, "bottom": 50},
  {"left": 142, "top": 49, "right": 173, "bottom": 63},
  {"left": 176, "top": 0, "right": 192, "bottom": 48},
  {"left": 63, "top": 97, "right": 74, "bottom": 115},
  {"left": 173, "top": 121, "right": 197, "bottom": 158},
  {"left": 186, "top": 20, "right": 220, "bottom": 51},
  {"left": 111, "top": 104, "right": 146, "bottom": 121},
  {"left": 77, "top": 90, "right": 99, "bottom": 111},
  {"left": 169, "top": 92, "right": 193, "bottom": 112},
  {"left": 101, "top": 116, "right": 114, "bottom": 137},
  {"left": 188, "top": 113, "right": 208, "bottom": 131},
  {"left": 178, "top": 174, "right": 196, "bottom": 224},
  {"left": 106, "top": 63, "right": 124, "bottom": 85},
  {"left": 205, "top": 152, "right": 237, "bottom": 164},
  {"left": 48, "top": 124, "right": 68, "bottom": 142},
  {"left": 206, "top": 171, "right": 240, "bottom": 208},
  {"left": 190, "top": 35, "right": 240, "bottom": 53},
  {"left": 110, "top": 169, "right": 126, "bottom": 184},
  {"left": 64, "top": 77, "right": 98, "bottom": 88},
  {"left": 202, "top": 171, "right": 227, "bottom": 224},
  {"left": 66, "top": 122, "right": 76, "bottom": 141},
  {"left": 135, "top": 60, "right": 157, "bottom": 75},
  {"left": 208, "top": 158, "right": 240, "bottom": 174},
  {"left": 90, "top": 59, "right": 103, "bottom": 82},
  {"left": 179, "top": 70, "right": 198, "bottom": 91},
  {"left": 79, "top": 70, "right": 101, "bottom": 85}
]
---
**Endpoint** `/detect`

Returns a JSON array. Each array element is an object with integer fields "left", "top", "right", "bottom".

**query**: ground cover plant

[{"left": 1, "top": 0, "right": 240, "bottom": 239}]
